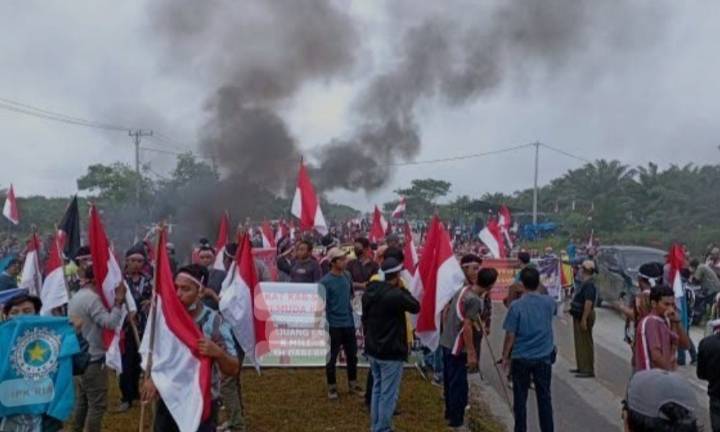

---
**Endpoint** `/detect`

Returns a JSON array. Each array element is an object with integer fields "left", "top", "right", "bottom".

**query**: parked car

[{"left": 594, "top": 245, "right": 666, "bottom": 306}]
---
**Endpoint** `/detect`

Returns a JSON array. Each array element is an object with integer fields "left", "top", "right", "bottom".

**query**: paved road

[{"left": 477, "top": 303, "right": 711, "bottom": 431}]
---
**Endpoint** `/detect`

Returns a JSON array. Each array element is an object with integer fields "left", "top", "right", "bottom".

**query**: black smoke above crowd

[{"left": 148, "top": 0, "right": 666, "bottom": 195}]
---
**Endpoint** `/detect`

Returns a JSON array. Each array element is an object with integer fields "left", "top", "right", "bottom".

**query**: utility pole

[
  {"left": 532, "top": 141, "right": 540, "bottom": 225},
  {"left": 129, "top": 129, "right": 153, "bottom": 208}
]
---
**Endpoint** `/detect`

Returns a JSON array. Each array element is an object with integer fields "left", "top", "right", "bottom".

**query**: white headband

[{"left": 177, "top": 272, "right": 204, "bottom": 288}]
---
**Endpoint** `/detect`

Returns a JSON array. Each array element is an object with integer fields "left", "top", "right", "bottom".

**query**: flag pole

[
  {"left": 54, "top": 224, "right": 73, "bottom": 314},
  {"left": 476, "top": 319, "right": 513, "bottom": 411},
  {"left": 139, "top": 223, "right": 163, "bottom": 432}
]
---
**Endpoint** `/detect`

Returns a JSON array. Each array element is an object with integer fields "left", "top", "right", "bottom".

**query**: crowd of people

[{"left": 1, "top": 220, "right": 720, "bottom": 432}]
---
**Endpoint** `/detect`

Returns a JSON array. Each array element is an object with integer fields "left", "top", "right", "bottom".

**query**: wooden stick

[
  {"left": 139, "top": 224, "right": 163, "bottom": 432},
  {"left": 477, "top": 320, "right": 514, "bottom": 411}
]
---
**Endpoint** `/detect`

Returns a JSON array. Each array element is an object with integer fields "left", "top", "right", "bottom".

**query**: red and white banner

[
  {"left": 89, "top": 205, "right": 136, "bottom": 373},
  {"left": 413, "top": 216, "right": 465, "bottom": 350},
  {"left": 213, "top": 211, "right": 230, "bottom": 270},
  {"left": 140, "top": 227, "right": 212, "bottom": 432},
  {"left": 667, "top": 243, "right": 685, "bottom": 299},
  {"left": 2, "top": 184, "right": 19, "bottom": 225},
  {"left": 369, "top": 205, "right": 388, "bottom": 244},
  {"left": 479, "top": 218, "right": 505, "bottom": 258},
  {"left": 19, "top": 233, "right": 42, "bottom": 296},
  {"left": 220, "top": 233, "right": 274, "bottom": 371},
  {"left": 291, "top": 162, "right": 327, "bottom": 235},
  {"left": 498, "top": 205, "right": 513, "bottom": 250},
  {"left": 260, "top": 221, "right": 276, "bottom": 249},
  {"left": 40, "top": 233, "right": 68, "bottom": 315}
]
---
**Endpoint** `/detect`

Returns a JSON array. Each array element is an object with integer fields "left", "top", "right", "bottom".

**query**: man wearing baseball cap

[
  {"left": 320, "top": 247, "right": 362, "bottom": 400},
  {"left": 623, "top": 369, "right": 700, "bottom": 432}
]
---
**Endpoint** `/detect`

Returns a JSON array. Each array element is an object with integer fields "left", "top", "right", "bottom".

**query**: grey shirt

[
  {"left": 439, "top": 287, "right": 483, "bottom": 353},
  {"left": 694, "top": 264, "right": 720, "bottom": 295},
  {"left": 68, "top": 285, "right": 124, "bottom": 361}
]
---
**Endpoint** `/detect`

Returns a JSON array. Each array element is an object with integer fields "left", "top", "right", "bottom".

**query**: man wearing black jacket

[
  {"left": 362, "top": 257, "right": 420, "bottom": 432},
  {"left": 697, "top": 319, "right": 720, "bottom": 431}
]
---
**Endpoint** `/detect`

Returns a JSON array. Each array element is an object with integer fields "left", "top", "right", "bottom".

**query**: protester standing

[
  {"left": 362, "top": 258, "right": 420, "bottom": 432},
  {"left": 690, "top": 258, "right": 720, "bottom": 298},
  {"left": 348, "top": 237, "right": 379, "bottom": 292},
  {"left": 276, "top": 239, "right": 322, "bottom": 283},
  {"left": 197, "top": 242, "right": 227, "bottom": 310},
  {"left": 697, "top": 319, "right": 720, "bottom": 431},
  {"left": 501, "top": 267, "right": 556, "bottom": 432},
  {"left": 569, "top": 260, "right": 597, "bottom": 378},
  {"left": 634, "top": 285, "right": 690, "bottom": 372},
  {"left": 0, "top": 257, "right": 20, "bottom": 291},
  {"left": 142, "top": 264, "right": 239, "bottom": 432},
  {"left": 68, "top": 246, "right": 127, "bottom": 432},
  {"left": 320, "top": 248, "right": 362, "bottom": 399}
]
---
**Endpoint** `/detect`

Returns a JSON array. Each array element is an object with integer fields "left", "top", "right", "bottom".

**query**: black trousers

[
  {"left": 326, "top": 327, "right": 358, "bottom": 386},
  {"left": 154, "top": 398, "right": 219, "bottom": 432},
  {"left": 442, "top": 347, "right": 468, "bottom": 427},
  {"left": 119, "top": 330, "right": 141, "bottom": 403}
]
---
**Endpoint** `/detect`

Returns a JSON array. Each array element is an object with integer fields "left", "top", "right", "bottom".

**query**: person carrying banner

[
  {"left": 362, "top": 257, "right": 420, "bottom": 432},
  {"left": 1, "top": 292, "right": 88, "bottom": 432},
  {"left": 320, "top": 247, "right": 362, "bottom": 400},
  {"left": 142, "top": 264, "right": 239, "bottom": 432},
  {"left": 67, "top": 245, "right": 127, "bottom": 432}
]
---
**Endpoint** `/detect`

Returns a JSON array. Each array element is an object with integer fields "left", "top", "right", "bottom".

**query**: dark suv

[{"left": 594, "top": 245, "right": 666, "bottom": 306}]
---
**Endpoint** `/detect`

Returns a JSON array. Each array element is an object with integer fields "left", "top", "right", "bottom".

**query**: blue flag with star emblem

[{"left": 0, "top": 315, "right": 80, "bottom": 421}]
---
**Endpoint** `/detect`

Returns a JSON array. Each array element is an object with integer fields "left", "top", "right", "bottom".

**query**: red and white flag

[
  {"left": 290, "top": 162, "right": 327, "bottom": 235},
  {"left": 275, "top": 220, "right": 289, "bottom": 244},
  {"left": 391, "top": 197, "right": 406, "bottom": 219},
  {"left": 260, "top": 221, "right": 276, "bottom": 249},
  {"left": 2, "top": 184, "right": 19, "bottom": 225},
  {"left": 479, "top": 217, "right": 505, "bottom": 258},
  {"left": 140, "top": 227, "right": 212, "bottom": 432},
  {"left": 89, "top": 205, "right": 136, "bottom": 373},
  {"left": 667, "top": 243, "right": 685, "bottom": 299},
  {"left": 369, "top": 205, "right": 388, "bottom": 244},
  {"left": 401, "top": 222, "right": 419, "bottom": 288},
  {"left": 219, "top": 233, "right": 273, "bottom": 371},
  {"left": 40, "top": 233, "right": 68, "bottom": 315},
  {"left": 19, "top": 233, "right": 42, "bottom": 296},
  {"left": 213, "top": 212, "right": 230, "bottom": 270},
  {"left": 412, "top": 216, "right": 466, "bottom": 350},
  {"left": 498, "top": 205, "right": 513, "bottom": 250}
]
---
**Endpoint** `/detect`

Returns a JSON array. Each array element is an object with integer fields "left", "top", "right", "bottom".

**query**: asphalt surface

[{"left": 477, "top": 303, "right": 711, "bottom": 432}]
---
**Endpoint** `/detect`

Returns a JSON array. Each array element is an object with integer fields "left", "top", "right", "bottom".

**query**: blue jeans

[
  {"left": 442, "top": 347, "right": 468, "bottom": 427},
  {"left": 511, "top": 357, "right": 554, "bottom": 432},
  {"left": 368, "top": 357, "right": 404, "bottom": 432}
]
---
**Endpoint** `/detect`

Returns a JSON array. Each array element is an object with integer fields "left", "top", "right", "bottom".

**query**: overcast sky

[{"left": 1, "top": 1, "right": 719, "bottom": 211}]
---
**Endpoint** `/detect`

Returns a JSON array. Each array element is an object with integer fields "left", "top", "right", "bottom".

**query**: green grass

[{"left": 96, "top": 367, "right": 504, "bottom": 431}]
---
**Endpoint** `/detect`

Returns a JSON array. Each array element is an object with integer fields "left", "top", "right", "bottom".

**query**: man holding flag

[{"left": 67, "top": 245, "right": 127, "bottom": 432}]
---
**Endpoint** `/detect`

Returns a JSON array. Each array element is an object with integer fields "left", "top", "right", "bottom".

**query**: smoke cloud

[{"left": 148, "top": 0, "right": 667, "bottom": 194}]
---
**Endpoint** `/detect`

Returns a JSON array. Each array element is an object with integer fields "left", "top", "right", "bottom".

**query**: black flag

[{"left": 59, "top": 195, "right": 81, "bottom": 259}]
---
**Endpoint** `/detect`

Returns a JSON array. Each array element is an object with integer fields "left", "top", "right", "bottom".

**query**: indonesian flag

[
  {"left": 412, "top": 216, "right": 466, "bottom": 350},
  {"left": 479, "top": 217, "right": 505, "bottom": 258},
  {"left": 667, "top": 243, "right": 685, "bottom": 299},
  {"left": 89, "top": 205, "right": 137, "bottom": 373},
  {"left": 213, "top": 211, "right": 230, "bottom": 270},
  {"left": 219, "top": 233, "right": 274, "bottom": 371},
  {"left": 275, "top": 220, "right": 289, "bottom": 244},
  {"left": 40, "top": 233, "right": 68, "bottom": 315},
  {"left": 498, "top": 205, "right": 513, "bottom": 249},
  {"left": 392, "top": 197, "right": 406, "bottom": 219},
  {"left": 401, "top": 222, "right": 419, "bottom": 288},
  {"left": 19, "top": 233, "right": 42, "bottom": 296},
  {"left": 369, "top": 205, "right": 388, "bottom": 244},
  {"left": 2, "top": 184, "right": 19, "bottom": 225},
  {"left": 260, "top": 221, "right": 276, "bottom": 249},
  {"left": 140, "top": 227, "right": 212, "bottom": 431},
  {"left": 291, "top": 161, "right": 327, "bottom": 235}
]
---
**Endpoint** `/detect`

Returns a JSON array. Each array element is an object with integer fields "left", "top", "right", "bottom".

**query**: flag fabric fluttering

[
  {"left": 498, "top": 205, "right": 513, "bottom": 250},
  {"left": 58, "top": 195, "right": 81, "bottom": 260},
  {"left": 19, "top": 233, "right": 42, "bottom": 297},
  {"left": 140, "top": 227, "right": 212, "bottom": 432},
  {"left": 260, "top": 221, "right": 276, "bottom": 249},
  {"left": 219, "top": 233, "right": 273, "bottom": 372},
  {"left": 391, "top": 197, "right": 406, "bottom": 219},
  {"left": 479, "top": 218, "right": 505, "bottom": 258},
  {"left": 290, "top": 161, "right": 327, "bottom": 235},
  {"left": 369, "top": 205, "right": 388, "bottom": 244},
  {"left": 401, "top": 222, "right": 419, "bottom": 289},
  {"left": 213, "top": 211, "right": 230, "bottom": 270},
  {"left": 40, "top": 233, "right": 69, "bottom": 315},
  {"left": 2, "top": 184, "right": 19, "bottom": 225},
  {"left": 275, "top": 220, "right": 289, "bottom": 244},
  {"left": 412, "top": 216, "right": 466, "bottom": 350},
  {"left": 667, "top": 244, "right": 685, "bottom": 299},
  {"left": 88, "top": 205, "right": 136, "bottom": 373}
]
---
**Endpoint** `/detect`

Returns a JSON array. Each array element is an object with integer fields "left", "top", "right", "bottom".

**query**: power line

[
  {"left": 140, "top": 146, "right": 213, "bottom": 161},
  {"left": 0, "top": 97, "right": 130, "bottom": 131},
  {"left": 383, "top": 143, "right": 534, "bottom": 167},
  {"left": 540, "top": 143, "right": 592, "bottom": 163}
]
